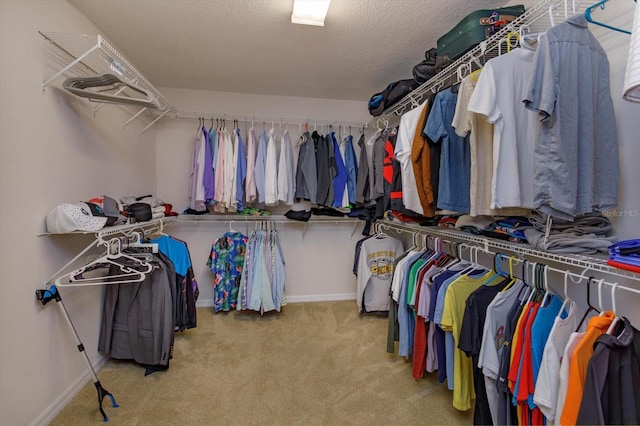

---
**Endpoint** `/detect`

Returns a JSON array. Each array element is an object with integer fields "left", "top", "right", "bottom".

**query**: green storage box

[{"left": 437, "top": 5, "right": 525, "bottom": 61}]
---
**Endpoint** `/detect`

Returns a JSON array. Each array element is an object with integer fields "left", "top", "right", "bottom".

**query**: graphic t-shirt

[{"left": 356, "top": 235, "right": 404, "bottom": 312}]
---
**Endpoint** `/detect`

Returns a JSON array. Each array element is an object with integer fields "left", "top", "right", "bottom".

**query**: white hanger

[
  {"left": 128, "top": 231, "right": 158, "bottom": 253},
  {"left": 56, "top": 242, "right": 152, "bottom": 287},
  {"left": 229, "top": 220, "right": 237, "bottom": 233},
  {"left": 606, "top": 282, "right": 619, "bottom": 334}
]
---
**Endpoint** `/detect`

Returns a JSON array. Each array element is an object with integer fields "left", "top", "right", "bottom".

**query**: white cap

[{"left": 46, "top": 203, "right": 108, "bottom": 233}]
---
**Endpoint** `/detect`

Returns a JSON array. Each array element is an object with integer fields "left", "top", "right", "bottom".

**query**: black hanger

[
  {"left": 208, "top": 117, "right": 214, "bottom": 132},
  {"left": 575, "top": 277, "right": 598, "bottom": 332}
]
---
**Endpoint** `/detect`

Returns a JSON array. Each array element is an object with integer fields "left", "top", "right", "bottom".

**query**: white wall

[
  {"left": 155, "top": 88, "right": 370, "bottom": 305},
  {"left": 0, "top": 1, "right": 158, "bottom": 424}
]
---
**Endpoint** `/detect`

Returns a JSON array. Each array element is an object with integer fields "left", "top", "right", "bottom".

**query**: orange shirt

[
  {"left": 410, "top": 101, "right": 434, "bottom": 217},
  {"left": 559, "top": 311, "right": 615, "bottom": 426}
]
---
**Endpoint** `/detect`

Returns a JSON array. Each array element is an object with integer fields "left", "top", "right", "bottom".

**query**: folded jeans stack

[{"left": 524, "top": 210, "right": 616, "bottom": 254}]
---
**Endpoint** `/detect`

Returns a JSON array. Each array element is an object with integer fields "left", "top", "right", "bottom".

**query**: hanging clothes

[
  {"left": 214, "top": 128, "right": 226, "bottom": 205},
  {"left": 468, "top": 48, "right": 538, "bottom": 211},
  {"left": 453, "top": 74, "right": 527, "bottom": 217},
  {"left": 202, "top": 126, "right": 214, "bottom": 203},
  {"left": 410, "top": 99, "right": 435, "bottom": 217},
  {"left": 355, "top": 133, "right": 371, "bottom": 206},
  {"left": 577, "top": 317, "right": 640, "bottom": 425},
  {"left": 207, "top": 231, "right": 248, "bottom": 312},
  {"left": 189, "top": 126, "right": 207, "bottom": 211},
  {"left": 150, "top": 234, "right": 200, "bottom": 331},
  {"left": 264, "top": 128, "right": 279, "bottom": 206},
  {"left": 223, "top": 128, "right": 236, "bottom": 210},
  {"left": 356, "top": 234, "right": 404, "bottom": 313},
  {"left": 98, "top": 251, "right": 176, "bottom": 372},
  {"left": 315, "top": 131, "right": 336, "bottom": 207},
  {"left": 424, "top": 87, "right": 471, "bottom": 213},
  {"left": 235, "top": 127, "right": 247, "bottom": 211},
  {"left": 238, "top": 226, "right": 286, "bottom": 313},
  {"left": 332, "top": 131, "right": 348, "bottom": 208},
  {"left": 208, "top": 127, "right": 219, "bottom": 204},
  {"left": 254, "top": 129, "right": 267, "bottom": 204},
  {"left": 524, "top": 15, "right": 619, "bottom": 220},
  {"left": 294, "top": 130, "right": 318, "bottom": 204},
  {"left": 344, "top": 134, "right": 358, "bottom": 206},
  {"left": 277, "top": 129, "right": 295, "bottom": 205},
  {"left": 395, "top": 101, "right": 427, "bottom": 216},
  {"left": 245, "top": 128, "right": 258, "bottom": 203}
]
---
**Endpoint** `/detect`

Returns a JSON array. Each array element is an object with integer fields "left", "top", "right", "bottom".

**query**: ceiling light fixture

[{"left": 291, "top": 0, "right": 331, "bottom": 27}]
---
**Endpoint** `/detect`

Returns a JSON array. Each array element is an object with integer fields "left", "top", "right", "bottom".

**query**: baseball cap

[
  {"left": 46, "top": 203, "right": 108, "bottom": 233},
  {"left": 87, "top": 195, "right": 128, "bottom": 226}
]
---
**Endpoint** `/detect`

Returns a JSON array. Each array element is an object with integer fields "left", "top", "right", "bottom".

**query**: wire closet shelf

[
  {"left": 370, "top": 0, "right": 596, "bottom": 123},
  {"left": 374, "top": 220, "right": 640, "bottom": 284},
  {"left": 39, "top": 32, "right": 176, "bottom": 134}
]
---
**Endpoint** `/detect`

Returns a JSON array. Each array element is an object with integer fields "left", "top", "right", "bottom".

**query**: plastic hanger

[
  {"left": 606, "top": 282, "right": 619, "bottom": 334},
  {"left": 585, "top": 0, "right": 631, "bottom": 34}
]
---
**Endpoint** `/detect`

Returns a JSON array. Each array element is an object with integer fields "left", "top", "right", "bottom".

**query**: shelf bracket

[
  {"left": 139, "top": 108, "right": 170, "bottom": 135},
  {"left": 42, "top": 43, "right": 101, "bottom": 92},
  {"left": 122, "top": 107, "right": 148, "bottom": 130}
]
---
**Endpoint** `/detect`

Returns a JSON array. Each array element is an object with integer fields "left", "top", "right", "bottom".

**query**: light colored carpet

[{"left": 53, "top": 301, "right": 473, "bottom": 425}]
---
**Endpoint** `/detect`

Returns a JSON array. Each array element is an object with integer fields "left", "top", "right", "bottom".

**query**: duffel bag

[
  {"left": 368, "top": 79, "right": 420, "bottom": 117},
  {"left": 437, "top": 5, "right": 525, "bottom": 61}
]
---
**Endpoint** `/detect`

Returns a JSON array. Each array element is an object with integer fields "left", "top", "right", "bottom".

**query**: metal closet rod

[{"left": 172, "top": 110, "right": 368, "bottom": 129}]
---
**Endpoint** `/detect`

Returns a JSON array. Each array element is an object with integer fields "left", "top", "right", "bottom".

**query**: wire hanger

[{"left": 585, "top": 0, "right": 632, "bottom": 34}]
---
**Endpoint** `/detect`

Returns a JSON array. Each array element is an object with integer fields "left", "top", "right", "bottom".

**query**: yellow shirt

[{"left": 441, "top": 270, "right": 502, "bottom": 411}]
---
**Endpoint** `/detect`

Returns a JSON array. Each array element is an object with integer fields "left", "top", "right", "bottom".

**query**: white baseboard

[
  {"left": 196, "top": 293, "right": 356, "bottom": 308},
  {"left": 285, "top": 293, "right": 356, "bottom": 303},
  {"left": 31, "top": 353, "right": 108, "bottom": 426}
]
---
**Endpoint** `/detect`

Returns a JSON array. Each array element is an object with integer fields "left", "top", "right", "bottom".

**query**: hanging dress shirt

[
  {"left": 355, "top": 133, "right": 370, "bottom": 205},
  {"left": 235, "top": 128, "right": 247, "bottom": 211},
  {"left": 294, "top": 131, "right": 318, "bottom": 204},
  {"left": 214, "top": 129, "right": 225, "bottom": 204},
  {"left": 254, "top": 129, "right": 267, "bottom": 203},
  {"left": 245, "top": 128, "right": 258, "bottom": 203},
  {"left": 332, "top": 132, "right": 348, "bottom": 208},
  {"left": 342, "top": 135, "right": 357, "bottom": 206},
  {"left": 264, "top": 128, "right": 279, "bottom": 205},
  {"left": 208, "top": 127, "right": 218, "bottom": 202},
  {"left": 189, "top": 127, "right": 207, "bottom": 211},
  {"left": 202, "top": 127, "right": 214, "bottom": 202},
  {"left": 277, "top": 129, "right": 295, "bottom": 205},
  {"left": 223, "top": 128, "right": 236, "bottom": 210}
]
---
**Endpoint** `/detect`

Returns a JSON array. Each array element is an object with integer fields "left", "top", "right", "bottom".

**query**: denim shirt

[{"left": 524, "top": 14, "right": 619, "bottom": 220}]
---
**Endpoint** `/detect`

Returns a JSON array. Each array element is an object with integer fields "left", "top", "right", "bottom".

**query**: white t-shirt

[
  {"left": 533, "top": 301, "right": 583, "bottom": 422},
  {"left": 468, "top": 48, "right": 539, "bottom": 209},
  {"left": 395, "top": 101, "right": 427, "bottom": 215},
  {"left": 264, "top": 128, "right": 279, "bottom": 206},
  {"left": 453, "top": 75, "right": 528, "bottom": 217},
  {"left": 554, "top": 331, "right": 585, "bottom": 425}
]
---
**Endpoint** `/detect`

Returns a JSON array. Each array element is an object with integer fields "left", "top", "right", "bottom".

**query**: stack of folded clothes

[
  {"left": 524, "top": 210, "right": 616, "bottom": 254},
  {"left": 608, "top": 240, "right": 640, "bottom": 273},
  {"left": 454, "top": 215, "right": 532, "bottom": 243}
]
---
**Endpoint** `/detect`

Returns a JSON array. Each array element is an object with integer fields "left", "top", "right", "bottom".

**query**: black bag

[
  {"left": 368, "top": 79, "right": 420, "bottom": 117},
  {"left": 128, "top": 202, "right": 152, "bottom": 222},
  {"left": 437, "top": 5, "right": 525, "bottom": 61},
  {"left": 412, "top": 48, "right": 438, "bottom": 83}
]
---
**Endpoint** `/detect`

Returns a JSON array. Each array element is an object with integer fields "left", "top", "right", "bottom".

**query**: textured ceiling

[{"left": 70, "top": 0, "right": 509, "bottom": 101}]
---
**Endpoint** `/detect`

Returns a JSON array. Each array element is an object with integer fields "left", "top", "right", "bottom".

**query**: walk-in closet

[{"left": 4, "top": 0, "right": 640, "bottom": 424}]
